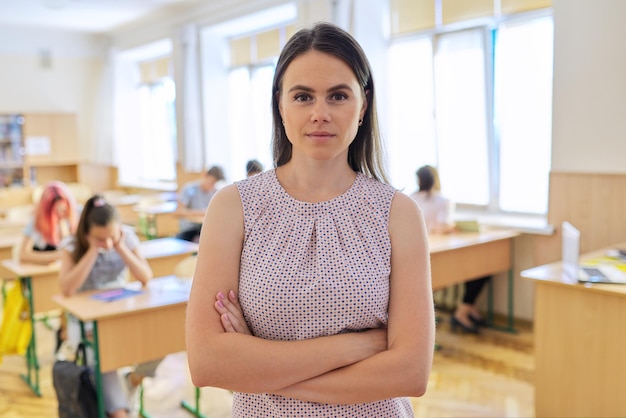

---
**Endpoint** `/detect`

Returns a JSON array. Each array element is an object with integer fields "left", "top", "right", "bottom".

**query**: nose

[{"left": 310, "top": 101, "right": 330, "bottom": 123}]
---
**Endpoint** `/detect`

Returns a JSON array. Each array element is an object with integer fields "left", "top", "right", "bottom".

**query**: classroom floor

[{"left": 0, "top": 311, "right": 534, "bottom": 417}]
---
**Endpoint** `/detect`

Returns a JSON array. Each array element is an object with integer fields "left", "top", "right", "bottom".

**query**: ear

[{"left": 359, "top": 89, "right": 369, "bottom": 121}]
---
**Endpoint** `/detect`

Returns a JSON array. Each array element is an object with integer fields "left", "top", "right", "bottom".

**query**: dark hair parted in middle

[
  {"left": 271, "top": 22, "right": 388, "bottom": 183},
  {"left": 72, "top": 194, "right": 119, "bottom": 263}
]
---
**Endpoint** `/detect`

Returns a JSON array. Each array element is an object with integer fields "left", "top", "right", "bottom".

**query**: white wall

[
  {"left": 551, "top": 0, "right": 626, "bottom": 173},
  {"left": 0, "top": 25, "right": 108, "bottom": 163}
]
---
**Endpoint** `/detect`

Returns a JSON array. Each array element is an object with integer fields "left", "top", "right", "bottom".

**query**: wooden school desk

[
  {"left": 1, "top": 260, "right": 61, "bottom": 396},
  {"left": 1, "top": 238, "right": 196, "bottom": 396},
  {"left": 134, "top": 201, "right": 179, "bottom": 239},
  {"left": 139, "top": 237, "right": 198, "bottom": 278},
  {"left": 429, "top": 229, "right": 519, "bottom": 331},
  {"left": 52, "top": 276, "right": 205, "bottom": 418},
  {"left": 0, "top": 234, "right": 19, "bottom": 261},
  {"left": 521, "top": 243, "right": 626, "bottom": 418}
]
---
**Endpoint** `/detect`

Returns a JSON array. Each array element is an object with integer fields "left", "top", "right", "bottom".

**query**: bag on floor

[
  {"left": 0, "top": 281, "right": 33, "bottom": 363},
  {"left": 52, "top": 343, "right": 98, "bottom": 418}
]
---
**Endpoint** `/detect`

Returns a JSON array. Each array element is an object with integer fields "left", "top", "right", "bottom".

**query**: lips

[{"left": 307, "top": 131, "right": 334, "bottom": 141}]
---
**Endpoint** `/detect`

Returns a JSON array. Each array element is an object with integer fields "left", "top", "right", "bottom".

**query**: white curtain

[
  {"left": 90, "top": 47, "right": 115, "bottom": 165},
  {"left": 175, "top": 24, "right": 205, "bottom": 173}
]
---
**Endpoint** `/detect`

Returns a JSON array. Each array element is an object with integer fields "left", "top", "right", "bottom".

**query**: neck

[{"left": 276, "top": 162, "right": 356, "bottom": 203}]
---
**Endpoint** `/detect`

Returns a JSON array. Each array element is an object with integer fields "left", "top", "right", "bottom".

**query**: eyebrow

[{"left": 287, "top": 83, "right": 355, "bottom": 94}]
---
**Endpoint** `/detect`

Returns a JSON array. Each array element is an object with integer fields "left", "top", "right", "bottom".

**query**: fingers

[{"left": 214, "top": 291, "right": 252, "bottom": 335}]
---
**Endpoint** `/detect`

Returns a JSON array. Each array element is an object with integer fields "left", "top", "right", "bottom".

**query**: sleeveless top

[{"left": 234, "top": 169, "right": 414, "bottom": 417}]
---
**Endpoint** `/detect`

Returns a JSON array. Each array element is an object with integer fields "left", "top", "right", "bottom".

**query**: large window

[
  {"left": 113, "top": 39, "right": 177, "bottom": 190},
  {"left": 388, "top": 15, "right": 553, "bottom": 214},
  {"left": 227, "top": 64, "right": 275, "bottom": 179},
  {"left": 200, "top": 3, "right": 296, "bottom": 181}
]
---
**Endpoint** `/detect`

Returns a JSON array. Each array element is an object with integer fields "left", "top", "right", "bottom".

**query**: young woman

[
  {"left": 59, "top": 195, "right": 153, "bottom": 418},
  {"left": 186, "top": 22, "right": 435, "bottom": 417},
  {"left": 19, "top": 181, "right": 78, "bottom": 265},
  {"left": 411, "top": 165, "right": 489, "bottom": 334}
]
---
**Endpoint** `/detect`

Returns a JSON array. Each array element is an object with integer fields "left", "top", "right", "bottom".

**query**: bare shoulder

[
  {"left": 202, "top": 183, "right": 244, "bottom": 241},
  {"left": 390, "top": 191, "right": 422, "bottom": 220},
  {"left": 206, "top": 184, "right": 242, "bottom": 217},
  {"left": 389, "top": 191, "right": 427, "bottom": 240}
]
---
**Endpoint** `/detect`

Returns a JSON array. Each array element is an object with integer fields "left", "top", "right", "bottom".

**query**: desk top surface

[
  {"left": 2, "top": 238, "right": 196, "bottom": 276},
  {"left": 139, "top": 237, "right": 198, "bottom": 258},
  {"left": 1, "top": 259, "right": 60, "bottom": 275},
  {"left": 0, "top": 234, "right": 20, "bottom": 248},
  {"left": 428, "top": 229, "right": 519, "bottom": 253},
  {"left": 133, "top": 201, "right": 178, "bottom": 214},
  {"left": 52, "top": 275, "right": 191, "bottom": 321},
  {"left": 521, "top": 242, "right": 626, "bottom": 296}
]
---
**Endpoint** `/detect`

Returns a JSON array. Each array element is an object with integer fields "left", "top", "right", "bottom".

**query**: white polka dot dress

[{"left": 233, "top": 169, "right": 414, "bottom": 417}]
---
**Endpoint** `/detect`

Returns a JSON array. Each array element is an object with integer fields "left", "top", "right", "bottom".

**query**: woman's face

[
  {"left": 53, "top": 200, "right": 69, "bottom": 219},
  {"left": 88, "top": 223, "right": 120, "bottom": 250},
  {"left": 278, "top": 50, "right": 367, "bottom": 164}
]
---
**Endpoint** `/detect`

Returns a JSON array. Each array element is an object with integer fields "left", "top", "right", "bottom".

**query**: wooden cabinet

[
  {"left": 0, "top": 112, "right": 80, "bottom": 187},
  {"left": 23, "top": 113, "right": 78, "bottom": 165}
]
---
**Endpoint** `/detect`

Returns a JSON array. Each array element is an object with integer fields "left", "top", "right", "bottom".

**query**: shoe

[
  {"left": 469, "top": 314, "right": 489, "bottom": 327},
  {"left": 450, "top": 316, "right": 479, "bottom": 334}
]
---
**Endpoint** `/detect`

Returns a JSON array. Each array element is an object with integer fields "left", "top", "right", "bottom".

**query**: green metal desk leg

[
  {"left": 19, "top": 277, "right": 41, "bottom": 396},
  {"left": 487, "top": 269, "right": 517, "bottom": 334},
  {"left": 80, "top": 320, "right": 106, "bottom": 418},
  {"left": 181, "top": 387, "right": 207, "bottom": 418}
]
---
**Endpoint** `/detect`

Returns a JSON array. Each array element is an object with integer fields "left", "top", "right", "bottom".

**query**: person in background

[
  {"left": 59, "top": 195, "right": 154, "bottom": 418},
  {"left": 245, "top": 159, "right": 264, "bottom": 177},
  {"left": 175, "top": 166, "right": 225, "bottom": 242},
  {"left": 411, "top": 165, "right": 489, "bottom": 334},
  {"left": 19, "top": 181, "right": 78, "bottom": 265},
  {"left": 186, "top": 22, "right": 434, "bottom": 417}
]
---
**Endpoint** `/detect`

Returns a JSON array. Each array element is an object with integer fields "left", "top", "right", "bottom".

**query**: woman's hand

[
  {"left": 113, "top": 228, "right": 125, "bottom": 250},
  {"left": 214, "top": 290, "right": 252, "bottom": 335}
]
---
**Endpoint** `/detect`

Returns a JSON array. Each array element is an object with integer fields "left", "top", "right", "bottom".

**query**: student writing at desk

[
  {"left": 175, "top": 165, "right": 225, "bottom": 242},
  {"left": 18, "top": 181, "right": 78, "bottom": 265},
  {"left": 59, "top": 195, "right": 157, "bottom": 418},
  {"left": 411, "top": 165, "right": 489, "bottom": 334}
]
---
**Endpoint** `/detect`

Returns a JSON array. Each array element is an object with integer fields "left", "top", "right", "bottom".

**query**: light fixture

[{"left": 42, "top": 0, "right": 70, "bottom": 10}]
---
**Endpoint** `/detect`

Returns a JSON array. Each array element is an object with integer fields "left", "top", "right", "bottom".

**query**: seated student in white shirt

[{"left": 410, "top": 165, "right": 489, "bottom": 334}]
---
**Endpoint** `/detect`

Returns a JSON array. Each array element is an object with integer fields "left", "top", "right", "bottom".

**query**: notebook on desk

[{"left": 561, "top": 221, "right": 626, "bottom": 284}]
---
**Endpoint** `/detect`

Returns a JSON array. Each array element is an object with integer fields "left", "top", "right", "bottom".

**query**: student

[
  {"left": 186, "top": 22, "right": 434, "bottom": 417},
  {"left": 175, "top": 166, "right": 224, "bottom": 242},
  {"left": 411, "top": 165, "right": 488, "bottom": 334},
  {"left": 245, "top": 159, "right": 264, "bottom": 177},
  {"left": 19, "top": 181, "right": 78, "bottom": 265},
  {"left": 59, "top": 195, "right": 154, "bottom": 418}
]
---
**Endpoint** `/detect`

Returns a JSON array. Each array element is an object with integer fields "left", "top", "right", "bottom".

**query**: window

[
  {"left": 226, "top": 64, "right": 275, "bottom": 178},
  {"left": 113, "top": 39, "right": 177, "bottom": 191},
  {"left": 200, "top": 3, "right": 296, "bottom": 181},
  {"left": 495, "top": 17, "right": 553, "bottom": 214},
  {"left": 387, "top": 15, "right": 553, "bottom": 214}
]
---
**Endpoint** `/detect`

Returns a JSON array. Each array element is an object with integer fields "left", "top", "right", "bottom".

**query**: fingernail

[
  {"left": 229, "top": 290, "right": 236, "bottom": 299},
  {"left": 217, "top": 300, "right": 224, "bottom": 308},
  {"left": 217, "top": 291, "right": 225, "bottom": 300}
]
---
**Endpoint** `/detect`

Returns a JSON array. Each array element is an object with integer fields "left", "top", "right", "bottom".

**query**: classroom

[{"left": 1, "top": 0, "right": 625, "bottom": 417}]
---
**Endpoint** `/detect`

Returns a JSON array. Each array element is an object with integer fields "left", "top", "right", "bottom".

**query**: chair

[{"left": 174, "top": 254, "right": 197, "bottom": 280}]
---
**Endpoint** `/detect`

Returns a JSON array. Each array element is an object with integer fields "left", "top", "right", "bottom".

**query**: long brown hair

[
  {"left": 72, "top": 195, "right": 119, "bottom": 262},
  {"left": 271, "top": 22, "right": 389, "bottom": 183}
]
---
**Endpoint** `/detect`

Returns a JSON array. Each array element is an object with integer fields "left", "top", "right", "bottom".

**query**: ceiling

[{"left": 0, "top": 0, "right": 198, "bottom": 33}]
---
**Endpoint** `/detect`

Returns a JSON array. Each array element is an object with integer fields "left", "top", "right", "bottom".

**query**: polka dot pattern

[{"left": 233, "top": 169, "right": 414, "bottom": 417}]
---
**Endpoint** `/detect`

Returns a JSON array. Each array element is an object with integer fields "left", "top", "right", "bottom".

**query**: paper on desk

[{"left": 91, "top": 288, "right": 143, "bottom": 302}]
